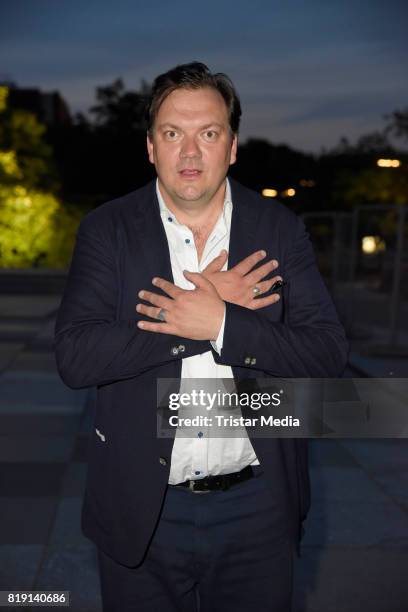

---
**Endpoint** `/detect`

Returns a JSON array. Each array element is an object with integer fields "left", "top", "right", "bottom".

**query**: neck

[{"left": 158, "top": 180, "right": 226, "bottom": 230}]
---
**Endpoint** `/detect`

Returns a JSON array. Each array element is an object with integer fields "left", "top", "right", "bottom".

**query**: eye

[
  {"left": 202, "top": 130, "right": 218, "bottom": 141},
  {"left": 164, "top": 130, "right": 179, "bottom": 141}
]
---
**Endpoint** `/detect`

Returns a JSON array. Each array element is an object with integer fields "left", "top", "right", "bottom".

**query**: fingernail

[
  {"left": 137, "top": 321, "right": 145, "bottom": 329},
  {"left": 261, "top": 250, "right": 266, "bottom": 257},
  {"left": 138, "top": 290, "right": 144, "bottom": 298},
  {"left": 152, "top": 278, "right": 157, "bottom": 285}
]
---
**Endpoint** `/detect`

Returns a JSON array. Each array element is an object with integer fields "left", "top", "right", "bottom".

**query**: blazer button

[
  {"left": 170, "top": 346, "right": 179, "bottom": 356},
  {"left": 178, "top": 344, "right": 185, "bottom": 353},
  {"left": 250, "top": 357, "right": 257, "bottom": 365},
  {"left": 159, "top": 457, "right": 167, "bottom": 466},
  {"left": 244, "top": 357, "right": 251, "bottom": 365}
]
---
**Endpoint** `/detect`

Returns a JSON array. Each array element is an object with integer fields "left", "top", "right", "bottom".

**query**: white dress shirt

[{"left": 156, "top": 178, "right": 259, "bottom": 485}]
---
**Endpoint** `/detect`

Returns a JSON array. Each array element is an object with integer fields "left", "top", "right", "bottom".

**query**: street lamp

[
  {"left": 281, "top": 188, "right": 296, "bottom": 197},
  {"left": 361, "top": 235, "right": 386, "bottom": 255},
  {"left": 262, "top": 188, "right": 278, "bottom": 197},
  {"left": 376, "top": 159, "right": 401, "bottom": 168}
]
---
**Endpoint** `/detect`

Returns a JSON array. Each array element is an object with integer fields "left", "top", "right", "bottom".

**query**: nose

[{"left": 179, "top": 134, "right": 201, "bottom": 159}]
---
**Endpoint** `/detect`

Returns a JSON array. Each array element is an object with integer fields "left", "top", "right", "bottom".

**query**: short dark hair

[{"left": 145, "top": 61, "right": 242, "bottom": 136}]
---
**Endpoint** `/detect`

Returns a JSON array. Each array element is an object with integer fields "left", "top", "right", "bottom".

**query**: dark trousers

[{"left": 97, "top": 465, "right": 294, "bottom": 612}]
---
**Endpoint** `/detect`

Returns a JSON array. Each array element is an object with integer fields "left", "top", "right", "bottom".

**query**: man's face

[{"left": 147, "top": 87, "right": 237, "bottom": 210}]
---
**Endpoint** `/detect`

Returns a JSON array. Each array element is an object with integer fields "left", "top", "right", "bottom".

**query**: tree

[
  {"left": 332, "top": 167, "right": 408, "bottom": 208},
  {"left": 0, "top": 86, "right": 59, "bottom": 191},
  {"left": 0, "top": 86, "right": 82, "bottom": 268},
  {"left": 48, "top": 78, "right": 155, "bottom": 200},
  {"left": 89, "top": 78, "right": 150, "bottom": 132},
  {"left": 384, "top": 107, "right": 408, "bottom": 143}
]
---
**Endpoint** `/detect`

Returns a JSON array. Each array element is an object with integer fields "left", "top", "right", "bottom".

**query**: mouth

[{"left": 179, "top": 169, "right": 202, "bottom": 179}]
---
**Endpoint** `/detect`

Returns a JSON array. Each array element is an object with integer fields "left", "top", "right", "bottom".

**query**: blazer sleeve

[
  {"left": 53, "top": 218, "right": 209, "bottom": 389},
  {"left": 212, "top": 215, "right": 349, "bottom": 377}
]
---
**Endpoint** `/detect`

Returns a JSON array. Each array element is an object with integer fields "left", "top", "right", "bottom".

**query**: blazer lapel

[
  {"left": 139, "top": 180, "right": 175, "bottom": 286},
  {"left": 228, "top": 177, "right": 261, "bottom": 268}
]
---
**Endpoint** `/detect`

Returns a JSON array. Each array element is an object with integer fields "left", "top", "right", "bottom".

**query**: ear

[
  {"left": 229, "top": 134, "right": 238, "bottom": 166},
  {"left": 146, "top": 133, "right": 155, "bottom": 165}
]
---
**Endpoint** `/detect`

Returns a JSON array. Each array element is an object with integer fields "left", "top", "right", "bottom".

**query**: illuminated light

[
  {"left": 361, "top": 235, "right": 386, "bottom": 255},
  {"left": 262, "top": 188, "right": 278, "bottom": 198},
  {"left": 362, "top": 236, "right": 377, "bottom": 254},
  {"left": 377, "top": 159, "right": 401, "bottom": 168},
  {"left": 281, "top": 188, "right": 296, "bottom": 197}
]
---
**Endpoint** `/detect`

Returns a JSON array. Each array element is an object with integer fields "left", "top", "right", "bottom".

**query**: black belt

[{"left": 172, "top": 465, "right": 254, "bottom": 493}]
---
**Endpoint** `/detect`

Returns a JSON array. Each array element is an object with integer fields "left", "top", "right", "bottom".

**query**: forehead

[{"left": 155, "top": 87, "right": 229, "bottom": 128}]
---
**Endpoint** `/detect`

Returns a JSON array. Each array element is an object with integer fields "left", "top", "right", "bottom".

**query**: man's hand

[
  {"left": 202, "top": 249, "right": 282, "bottom": 309},
  {"left": 136, "top": 273, "right": 225, "bottom": 341}
]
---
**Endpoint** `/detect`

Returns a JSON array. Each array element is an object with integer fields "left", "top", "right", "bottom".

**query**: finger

[
  {"left": 249, "top": 293, "right": 281, "bottom": 310},
  {"left": 137, "top": 290, "right": 172, "bottom": 309},
  {"left": 183, "top": 270, "right": 213, "bottom": 290},
  {"left": 252, "top": 276, "right": 282, "bottom": 296},
  {"left": 247, "top": 259, "right": 279, "bottom": 284},
  {"left": 232, "top": 250, "right": 267, "bottom": 276},
  {"left": 152, "top": 277, "right": 181, "bottom": 299},
  {"left": 202, "top": 250, "right": 228, "bottom": 273},
  {"left": 137, "top": 320, "right": 177, "bottom": 335},
  {"left": 136, "top": 303, "right": 170, "bottom": 321}
]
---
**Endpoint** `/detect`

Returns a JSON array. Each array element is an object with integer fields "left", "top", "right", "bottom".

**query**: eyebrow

[{"left": 157, "top": 122, "right": 225, "bottom": 131}]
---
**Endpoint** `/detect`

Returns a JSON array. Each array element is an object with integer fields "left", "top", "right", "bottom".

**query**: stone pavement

[
  {"left": 0, "top": 292, "right": 101, "bottom": 612},
  {"left": 0, "top": 286, "right": 407, "bottom": 612}
]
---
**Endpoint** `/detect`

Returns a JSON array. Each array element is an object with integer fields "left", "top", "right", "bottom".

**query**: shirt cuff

[{"left": 210, "top": 305, "right": 226, "bottom": 355}]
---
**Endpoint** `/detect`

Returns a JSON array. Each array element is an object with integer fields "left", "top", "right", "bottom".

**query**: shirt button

[
  {"left": 250, "top": 357, "right": 257, "bottom": 365},
  {"left": 171, "top": 346, "right": 179, "bottom": 356},
  {"left": 159, "top": 457, "right": 167, "bottom": 466},
  {"left": 198, "top": 432, "right": 203, "bottom": 438},
  {"left": 185, "top": 238, "right": 191, "bottom": 244},
  {"left": 195, "top": 470, "right": 201, "bottom": 475},
  {"left": 244, "top": 357, "right": 251, "bottom": 365},
  {"left": 178, "top": 344, "right": 185, "bottom": 353}
]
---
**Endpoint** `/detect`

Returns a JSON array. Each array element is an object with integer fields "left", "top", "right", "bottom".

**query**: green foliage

[
  {"left": 332, "top": 167, "right": 408, "bottom": 207},
  {"left": 0, "top": 185, "right": 58, "bottom": 267},
  {"left": 0, "top": 85, "right": 83, "bottom": 268},
  {"left": 0, "top": 87, "right": 59, "bottom": 191},
  {"left": 0, "top": 150, "right": 23, "bottom": 183},
  {"left": 42, "top": 203, "right": 84, "bottom": 268}
]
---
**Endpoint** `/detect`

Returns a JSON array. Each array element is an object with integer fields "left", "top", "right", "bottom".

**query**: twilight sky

[{"left": 1, "top": 0, "right": 407, "bottom": 153}]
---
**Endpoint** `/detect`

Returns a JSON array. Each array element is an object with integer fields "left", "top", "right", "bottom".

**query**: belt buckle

[{"left": 189, "top": 480, "right": 211, "bottom": 494}]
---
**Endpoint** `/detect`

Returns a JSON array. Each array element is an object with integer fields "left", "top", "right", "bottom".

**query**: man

[{"left": 54, "top": 62, "right": 348, "bottom": 612}]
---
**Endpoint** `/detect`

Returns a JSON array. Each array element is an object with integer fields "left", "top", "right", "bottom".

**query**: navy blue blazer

[{"left": 54, "top": 177, "right": 348, "bottom": 567}]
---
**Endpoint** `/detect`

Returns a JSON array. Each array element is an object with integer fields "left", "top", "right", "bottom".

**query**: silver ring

[
  {"left": 157, "top": 308, "right": 167, "bottom": 322},
  {"left": 252, "top": 286, "right": 261, "bottom": 296}
]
